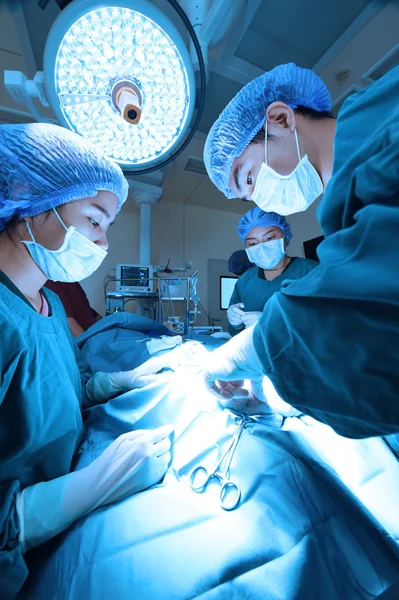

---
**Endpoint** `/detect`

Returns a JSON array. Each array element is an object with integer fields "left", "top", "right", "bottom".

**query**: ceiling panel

[
  {"left": 0, "top": 2, "right": 23, "bottom": 55},
  {"left": 21, "top": 0, "right": 60, "bottom": 69},
  {"left": 197, "top": 70, "right": 243, "bottom": 134},
  {"left": 236, "top": 0, "right": 372, "bottom": 70},
  {"left": 234, "top": 30, "right": 313, "bottom": 71}
]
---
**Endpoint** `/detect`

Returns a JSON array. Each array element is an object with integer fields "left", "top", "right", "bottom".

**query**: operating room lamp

[{"left": 4, "top": 0, "right": 206, "bottom": 174}]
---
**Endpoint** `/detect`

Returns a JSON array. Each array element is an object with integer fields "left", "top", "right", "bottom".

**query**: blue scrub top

[
  {"left": 228, "top": 257, "right": 318, "bottom": 336},
  {"left": 0, "top": 272, "right": 86, "bottom": 598},
  {"left": 253, "top": 66, "right": 399, "bottom": 439}
]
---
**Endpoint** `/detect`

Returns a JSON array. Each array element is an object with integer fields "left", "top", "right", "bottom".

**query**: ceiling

[
  {"left": 235, "top": 0, "right": 371, "bottom": 71},
  {"left": 0, "top": 0, "right": 398, "bottom": 214}
]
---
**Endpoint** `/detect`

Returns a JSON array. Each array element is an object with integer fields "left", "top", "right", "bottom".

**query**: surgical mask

[
  {"left": 22, "top": 208, "right": 107, "bottom": 282},
  {"left": 251, "top": 123, "right": 323, "bottom": 216},
  {"left": 245, "top": 237, "right": 285, "bottom": 270}
]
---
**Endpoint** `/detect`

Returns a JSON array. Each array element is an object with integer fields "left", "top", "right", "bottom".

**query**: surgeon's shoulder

[
  {"left": 295, "top": 257, "right": 319, "bottom": 274},
  {"left": 239, "top": 266, "right": 258, "bottom": 284},
  {"left": 0, "top": 294, "right": 28, "bottom": 355}
]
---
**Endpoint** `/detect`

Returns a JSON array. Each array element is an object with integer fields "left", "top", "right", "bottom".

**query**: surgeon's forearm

[{"left": 17, "top": 468, "right": 102, "bottom": 552}]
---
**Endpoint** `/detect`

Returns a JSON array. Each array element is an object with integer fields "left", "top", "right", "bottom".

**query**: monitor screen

[
  {"left": 220, "top": 276, "right": 238, "bottom": 310},
  {"left": 120, "top": 265, "right": 149, "bottom": 287},
  {"left": 116, "top": 264, "right": 153, "bottom": 293}
]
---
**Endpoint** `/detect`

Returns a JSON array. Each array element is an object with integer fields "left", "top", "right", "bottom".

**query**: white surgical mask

[
  {"left": 22, "top": 209, "right": 107, "bottom": 282},
  {"left": 245, "top": 237, "right": 285, "bottom": 270},
  {"left": 251, "top": 123, "right": 323, "bottom": 216}
]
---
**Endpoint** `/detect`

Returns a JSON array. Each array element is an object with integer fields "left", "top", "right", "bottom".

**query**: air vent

[
  {"left": 331, "top": 86, "right": 361, "bottom": 118},
  {"left": 184, "top": 156, "right": 208, "bottom": 177},
  {"left": 363, "top": 44, "right": 399, "bottom": 84}
]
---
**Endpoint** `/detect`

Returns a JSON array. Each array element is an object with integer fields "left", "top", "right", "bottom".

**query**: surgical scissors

[
  {"left": 189, "top": 410, "right": 286, "bottom": 510},
  {"left": 190, "top": 416, "right": 246, "bottom": 511}
]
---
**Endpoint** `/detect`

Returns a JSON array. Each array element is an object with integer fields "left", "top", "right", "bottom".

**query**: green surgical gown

[
  {"left": 228, "top": 257, "right": 318, "bottom": 336},
  {"left": 0, "top": 272, "right": 87, "bottom": 598},
  {"left": 253, "top": 66, "right": 399, "bottom": 439}
]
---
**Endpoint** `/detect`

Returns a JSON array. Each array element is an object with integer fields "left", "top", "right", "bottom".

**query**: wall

[
  {"left": 152, "top": 201, "right": 242, "bottom": 325},
  {"left": 82, "top": 196, "right": 323, "bottom": 323}
]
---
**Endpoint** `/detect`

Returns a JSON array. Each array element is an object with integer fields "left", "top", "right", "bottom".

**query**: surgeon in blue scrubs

[
  {"left": 203, "top": 63, "right": 399, "bottom": 439},
  {"left": 227, "top": 207, "right": 318, "bottom": 336},
  {"left": 0, "top": 124, "right": 172, "bottom": 598}
]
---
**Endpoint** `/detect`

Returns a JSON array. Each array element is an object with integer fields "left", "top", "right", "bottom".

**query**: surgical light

[{"left": 6, "top": 0, "right": 204, "bottom": 173}]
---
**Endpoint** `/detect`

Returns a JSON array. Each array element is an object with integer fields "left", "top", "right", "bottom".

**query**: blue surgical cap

[
  {"left": 204, "top": 63, "right": 332, "bottom": 198},
  {"left": 237, "top": 207, "right": 292, "bottom": 245},
  {"left": 0, "top": 123, "right": 129, "bottom": 231}
]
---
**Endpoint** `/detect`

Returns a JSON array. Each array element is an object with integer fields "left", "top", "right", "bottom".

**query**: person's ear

[{"left": 266, "top": 102, "right": 297, "bottom": 133}]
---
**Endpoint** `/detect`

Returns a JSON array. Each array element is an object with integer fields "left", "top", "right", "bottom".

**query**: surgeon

[
  {"left": 203, "top": 62, "right": 399, "bottom": 439},
  {"left": 227, "top": 207, "right": 318, "bottom": 336},
  {"left": 0, "top": 124, "right": 173, "bottom": 599}
]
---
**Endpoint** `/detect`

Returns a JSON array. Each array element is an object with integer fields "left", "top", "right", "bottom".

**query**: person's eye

[
  {"left": 89, "top": 218, "right": 99, "bottom": 228},
  {"left": 247, "top": 174, "right": 252, "bottom": 186}
]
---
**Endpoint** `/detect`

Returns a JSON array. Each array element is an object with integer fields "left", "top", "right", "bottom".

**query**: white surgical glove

[
  {"left": 241, "top": 311, "right": 263, "bottom": 328},
  {"left": 227, "top": 303, "right": 245, "bottom": 328},
  {"left": 201, "top": 326, "right": 266, "bottom": 402},
  {"left": 18, "top": 425, "right": 173, "bottom": 551},
  {"left": 86, "top": 356, "right": 175, "bottom": 404}
]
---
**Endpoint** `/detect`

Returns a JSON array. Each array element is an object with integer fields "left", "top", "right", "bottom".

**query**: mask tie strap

[
  {"left": 25, "top": 220, "right": 36, "bottom": 243},
  {"left": 294, "top": 129, "right": 301, "bottom": 161},
  {"left": 53, "top": 208, "right": 68, "bottom": 232},
  {"left": 264, "top": 120, "right": 268, "bottom": 166}
]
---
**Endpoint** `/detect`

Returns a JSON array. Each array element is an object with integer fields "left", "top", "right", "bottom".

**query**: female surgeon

[
  {"left": 227, "top": 207, "right": 318, "bottom": 336},
  {"left": 0, "top": 123, "right": 173, "bottom": 599},
  {"left": 202, "top": 62, "right": 399, "bottom": 440}
]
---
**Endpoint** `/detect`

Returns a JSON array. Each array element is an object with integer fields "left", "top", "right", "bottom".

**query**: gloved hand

[
  {"left": 18, "top": 425, "right": 173, "bottom": 551},
  {"left": 241, "top": 311, "right": 263, "bottom": 328},
  {"left": 201, "top": 326, "right": 266, "bottom": 401},
  {"left": 227, "top": 303, "right": 245, "bottom": 328},
  {"left": 86, "top": 356, "right": 175, "bottom": 404},
  {"left": 87, "top": 344, "right": 210, "bottom": 404}
]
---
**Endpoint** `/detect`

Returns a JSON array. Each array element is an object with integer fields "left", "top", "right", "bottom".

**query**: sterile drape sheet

[{"left": 20, "top": 315, "right": 399, "bottom": 600}]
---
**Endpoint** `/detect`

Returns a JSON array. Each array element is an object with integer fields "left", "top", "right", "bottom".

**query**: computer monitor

[{"left": 220, "top": 276, "right": 238, "bottom": 310}]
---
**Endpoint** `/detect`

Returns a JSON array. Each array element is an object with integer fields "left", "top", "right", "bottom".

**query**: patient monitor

[{"left": 116, "top": 264, "right": 154, "bottom": 294}]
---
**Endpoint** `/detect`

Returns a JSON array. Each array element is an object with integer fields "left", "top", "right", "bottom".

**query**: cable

[{"left": 123, "top": 0, "right": 206, "bottom": 175}]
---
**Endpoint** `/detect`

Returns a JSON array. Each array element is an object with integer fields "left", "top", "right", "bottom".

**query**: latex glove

[
  {"left": 86, "top": 356, "right": 175, "bottom": 404},
  {"left": 201, "top": 326, "right": 266, "bottom": 402},
  {"left": 162, "top": 341, "right": 208, "bottom": 372},
  {"left": 18, "top": 425, "right": 173, "bottom": 551},
  {"left": 227, "top": 303, "right": 245, "bottom": 328},
  {"left": 219, "top": 376, "right": 302, "bottom": 418},
  {"left": 241, "top": 311, "right": 263, "bottom": 328},
  {"left": 108, "top": 356, "right": 174, "bottom": 389}
]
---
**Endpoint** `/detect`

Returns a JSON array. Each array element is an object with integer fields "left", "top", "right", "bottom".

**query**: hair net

[
  {"left": 204, "top": 63, "right": 332, "bottom": 199},
  {"left": 0, "top": 123, "right": 129, "bottom": 231},
  {"left": 228, "top": 249, "right": 255, "bottom": 276},
  {"left": 237, "top": 207, "right": 292, "bottom": 245}
]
